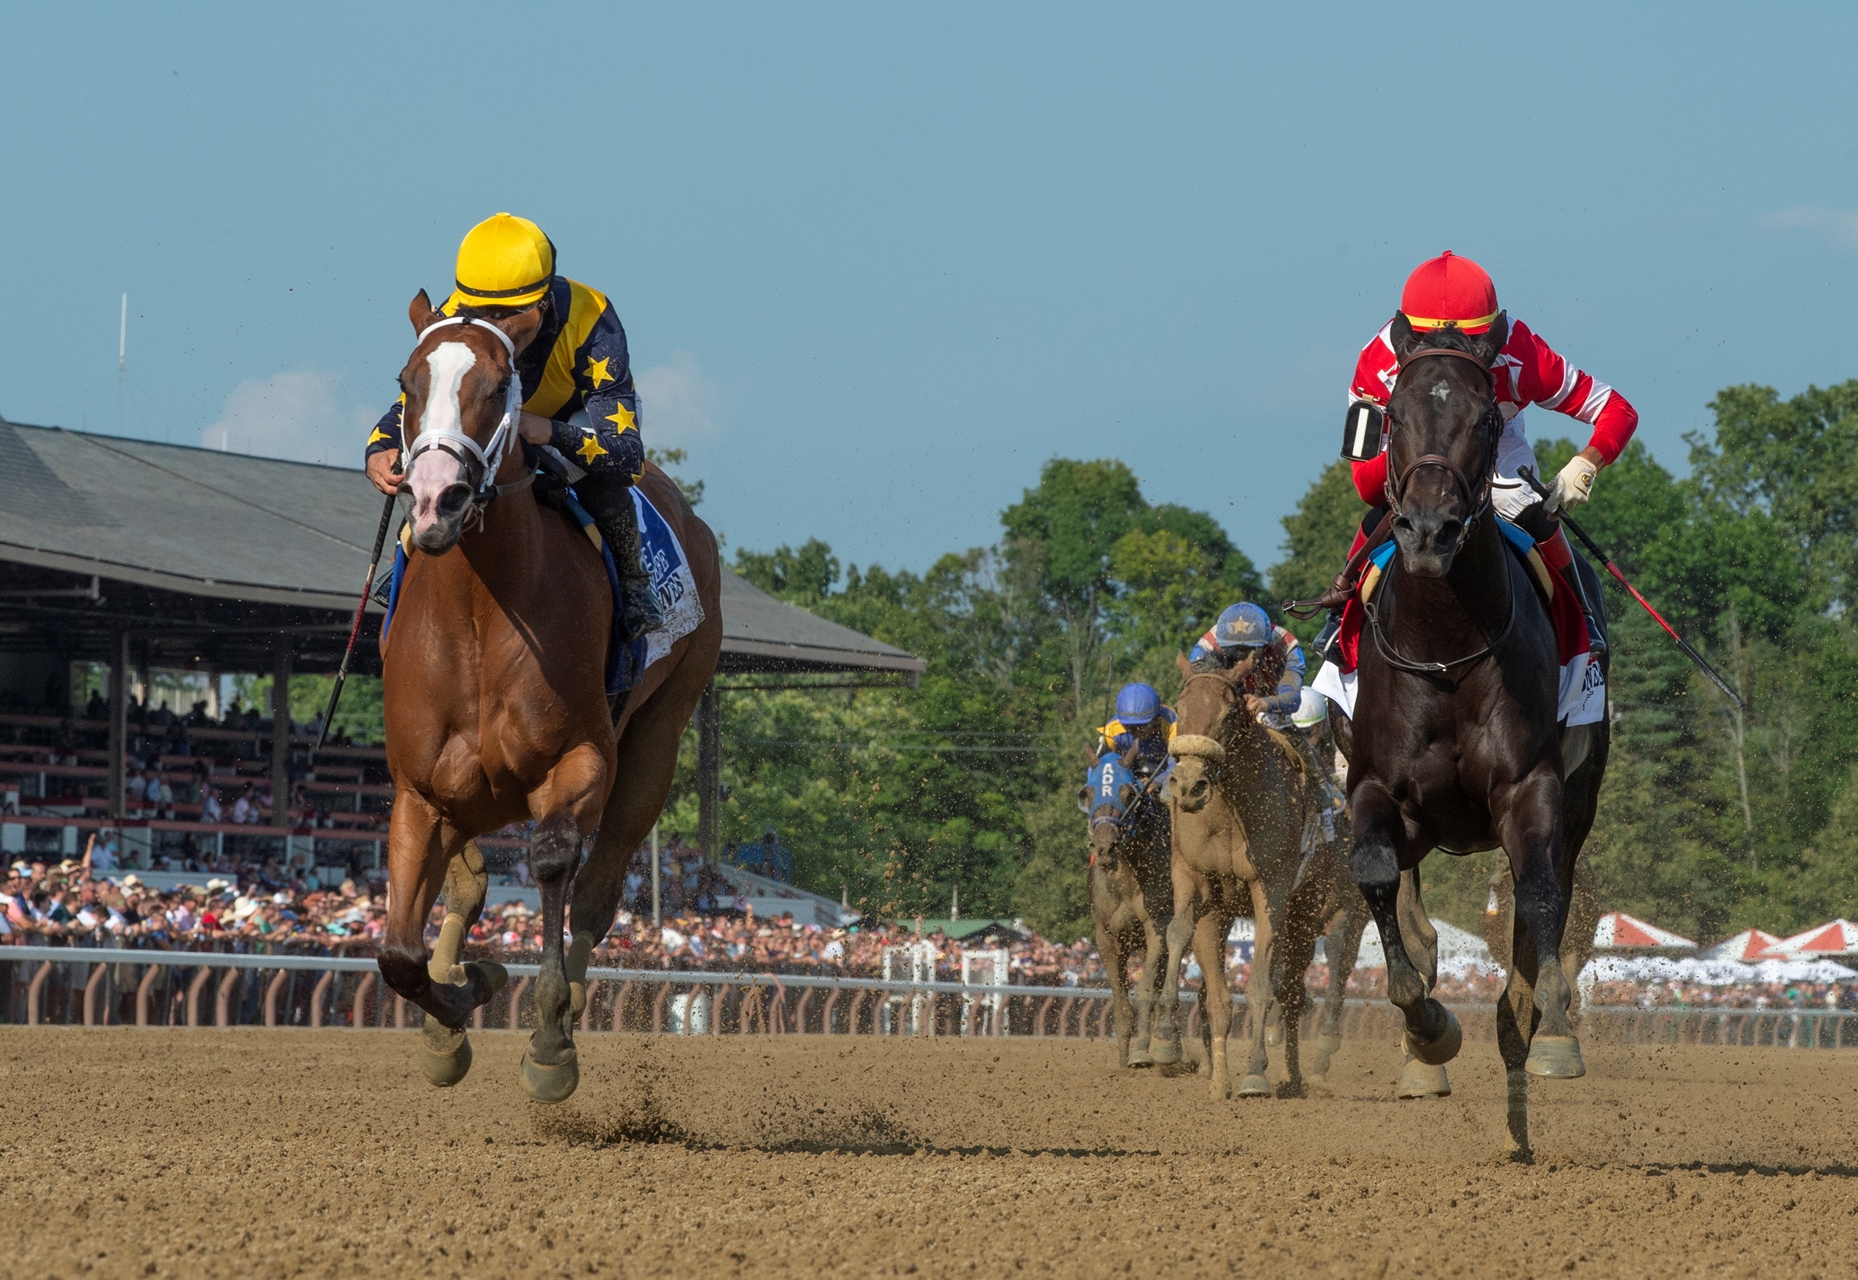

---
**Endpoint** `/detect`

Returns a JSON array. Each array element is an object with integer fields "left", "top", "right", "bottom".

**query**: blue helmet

[
  {"left": 1211, "top": 602, "right": 1272, "bottom": 650},
  {"left": 1114, "top": 682, "right": 1162, "bottom": 726}
]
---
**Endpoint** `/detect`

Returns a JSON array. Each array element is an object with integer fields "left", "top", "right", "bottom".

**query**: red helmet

[{"left": 1400, "top": 251, "right": 1499, "bottom": 334}]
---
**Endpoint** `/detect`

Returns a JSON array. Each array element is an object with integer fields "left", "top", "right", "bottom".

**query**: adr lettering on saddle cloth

[{"left": 1310, "top": 519, "right": 1606, "bottom": 728}]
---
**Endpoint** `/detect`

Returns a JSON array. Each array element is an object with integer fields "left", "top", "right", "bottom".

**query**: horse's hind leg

[
  {"left": 1349, "top": 789, "right": 1461, "bottom": 1068},
  {"left": 1311, "top": 882, "right": 1367, "bottom": 1084},
  {"left": 1504, "top": 770, "right": 1583, "bottom": 1082},
  {"left": 1273, "top": 900, "right": 1317, "bottom": 1098},
  {"left": 568, "top": 659, "right": 711, "bottom": 1019}
]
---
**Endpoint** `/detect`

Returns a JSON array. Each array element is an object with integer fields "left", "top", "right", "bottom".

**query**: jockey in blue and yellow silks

[
  {"left": 1096, "top": 683, "right": 1177, "bottom": 781},
  {"left": 365, "top": 212, "right": 664, "bottom": 639}
]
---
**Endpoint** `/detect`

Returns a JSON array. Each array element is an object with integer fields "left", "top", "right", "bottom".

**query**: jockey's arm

[
  {"left": 364, "top": 398, "right": 405, "bottom": 496},
  {"left": 552, "top": 291, "right": 644, "bottom": 483},
  {"left": 1344, "top": 318, "right": 1639, "bottom": 509},
  {"left": 1245, "top": 631, "right": 1306, "bottom": 717}
]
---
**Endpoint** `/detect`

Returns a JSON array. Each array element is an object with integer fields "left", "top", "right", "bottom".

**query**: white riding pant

[{"left": 1490, "top": 410, "right": 1544, "bottom": 523}]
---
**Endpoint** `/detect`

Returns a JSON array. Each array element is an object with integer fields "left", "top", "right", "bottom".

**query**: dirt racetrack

[{"left": 2, "top": 1027, "right": 1855, "bottom": 1279}]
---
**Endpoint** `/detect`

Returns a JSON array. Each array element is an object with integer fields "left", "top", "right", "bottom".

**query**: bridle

[
  {"left": 401, "top": 317, "right": 535, "bottom": 516},
  {"left": 1368, "top": 343, "right": 1518, "bottom": 678},
  {"left": 1381, "top": 345, "right": 1504, "bottom": 541}
]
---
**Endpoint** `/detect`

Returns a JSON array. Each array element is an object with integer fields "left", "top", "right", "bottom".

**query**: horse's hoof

[
  {"left": 569, "top": 981, "right": 586, "bottom": 1018},
  {"left": 1146, "top": 1038, "right": 1182, "bottom": 1066},
  {"left": 1126, "top": 1046, "right": 1151, "bottom": 1068},
  {"left": 1396, "top": 1059, "right": 1451, "bottom": 1099},
  {"left": 466, "top": 960, "right": 510, "bottom": 1001},
  {"left": 1265, "top": 1024, "right": 1283, "bottom": 1048},
  {"left": 1237, "top": 1074, "right": 1273, "bottom": 1098},
  {"left": 518, "top": 1048, "right": 580, "bottom": 1104},
  {"left": 417, "top": 1025, "right": 473, "bottom": 1088},
  {"left": 1407, "top": 1005, "right": 1462, "bottom": 1066},
  {"left": 428, "top": 959, "right": 468, "bottom": 986},
  {"left": 1524, "top": 1034, "right": 1585, "bottom": 1079}
]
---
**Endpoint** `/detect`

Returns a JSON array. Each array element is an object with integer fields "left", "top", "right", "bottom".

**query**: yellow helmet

[{"left": 453, "top": 212, "right": 555, "bottom": 310}]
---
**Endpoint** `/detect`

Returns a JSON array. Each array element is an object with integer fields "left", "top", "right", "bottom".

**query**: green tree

[{"left": 1268, "top": 460, "right": 1364, "bottom": 643}]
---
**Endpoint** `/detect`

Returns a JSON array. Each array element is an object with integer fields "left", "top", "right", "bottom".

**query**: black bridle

[
  {"left": 1368, "top": 344, "right": 1516, "bottom": 678},
  {"left": 1381, "top": 345, "right": 1504, "bottom": 543}
]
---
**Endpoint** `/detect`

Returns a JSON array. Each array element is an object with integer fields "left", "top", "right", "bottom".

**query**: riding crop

[
  {"left": 315, "top": 494, "right": 399, "bottom": 753},
  {"left": 1518, "top": 465, "right": 1747, "bottom": 710}
]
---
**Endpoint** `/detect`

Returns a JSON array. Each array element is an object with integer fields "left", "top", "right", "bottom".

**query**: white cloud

[
  {"left": 201, "top": 370, "right": 377, "bottom": 466},
  {"left": 636, "top": 351, "right": 725, "bottom": 446},
  {"left": 1762, "top": 205, "right": 1858, "bottom": 251}
]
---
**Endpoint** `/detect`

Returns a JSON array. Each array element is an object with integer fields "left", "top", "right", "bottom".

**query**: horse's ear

[
  {"left": 1470, "top": 312, "right": 1509, "bottom": 366},
  {"left": 1084, "top": 747, "right": 1100, "bottom": 769},
  {"left": 408, "top": 289, "right": 441, "bottom": 334},
  {"left": 493, "top": 307, "right": 546, "bottom": 356},
  {"left": 1175, "top": 652, "right": 1193, "bottom": 680},
  {"left": 1388, "top": 312, "right": 1422, "bottom": 361}
]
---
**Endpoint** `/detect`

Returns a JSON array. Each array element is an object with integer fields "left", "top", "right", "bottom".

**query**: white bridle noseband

[{"left": 402, "top": 316, "right": 529, "bottom": 505}]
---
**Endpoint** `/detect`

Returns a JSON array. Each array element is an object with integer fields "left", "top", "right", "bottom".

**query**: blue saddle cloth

[{"left": 381, "top": 490, "right": 647, "bottom": 696}]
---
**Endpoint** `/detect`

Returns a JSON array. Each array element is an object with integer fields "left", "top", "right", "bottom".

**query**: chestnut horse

[
  {"left": 378, "top": 290, "right": 721, "bottom": 1103},
  {"left": 1343, "top": 312, "right": 1609, "bottom": 1154}
]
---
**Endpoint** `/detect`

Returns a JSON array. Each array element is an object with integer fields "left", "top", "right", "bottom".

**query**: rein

[
  {"left": 402, "top": 316, "right": 536, "bottom": 518},
  {"left": 1367, "top": 343, "right": 1517, "bottom": 679}
]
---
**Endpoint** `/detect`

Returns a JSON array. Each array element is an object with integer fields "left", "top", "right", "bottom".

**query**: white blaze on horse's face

[{"left": 408, "top": 342, "right": 478, "bottom": 535}]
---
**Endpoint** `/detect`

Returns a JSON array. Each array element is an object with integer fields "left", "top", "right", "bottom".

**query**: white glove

[{"left": 1545, "top": 454, "right": 1598, "bottom": 515}]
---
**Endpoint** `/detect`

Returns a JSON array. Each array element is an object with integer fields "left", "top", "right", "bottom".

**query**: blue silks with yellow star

[{"left": 366, "top": 275, "right": 644, "bottom": 482}]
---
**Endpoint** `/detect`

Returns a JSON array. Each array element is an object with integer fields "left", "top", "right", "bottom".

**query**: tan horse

[
  {"left": 1154, "top": 655, "right": 1311, "bottom": 1099},
  {"left": 377, "top": 291, "right": 720, "bottom": 1102}
]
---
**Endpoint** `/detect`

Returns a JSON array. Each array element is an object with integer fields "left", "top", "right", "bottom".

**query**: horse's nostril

[{"left": 436, "top": 484, "right": 472, "bottom": 517}]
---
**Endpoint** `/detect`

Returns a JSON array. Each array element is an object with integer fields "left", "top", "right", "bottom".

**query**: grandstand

[{"left": 0, "top": 417, "right": 922, "bottom": 876}]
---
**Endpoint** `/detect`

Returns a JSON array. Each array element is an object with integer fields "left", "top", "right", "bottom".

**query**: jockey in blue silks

[
  {"left": 1188, "top": 602, "right": 1306, "bottom": 732},
  {"left": 1095, "top": 682, "right": 1177, "bottom": 782}
]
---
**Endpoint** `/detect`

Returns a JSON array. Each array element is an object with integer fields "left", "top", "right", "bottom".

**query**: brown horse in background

[
  {"left": 1080, "top": 747, "right": 1175, "bottom": 1068},
  {"left": 1156, "top": 655, "right": 1312, "bottom": 1099},
  {"left": 378, "top": 290, "right": 720, "bottom": 1102}
]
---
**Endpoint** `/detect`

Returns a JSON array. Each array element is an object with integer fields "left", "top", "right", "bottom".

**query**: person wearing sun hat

[
  {"left": 363, "top": 213, "right": 665, "bottom": 640},
  {"left": 1308, "top": 250, "right": 1638, "bottom": 658}
]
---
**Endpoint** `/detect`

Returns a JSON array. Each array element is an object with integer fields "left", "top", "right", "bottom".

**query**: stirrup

[{"left": 1312, "top": 612, "right": 1343, "bottom": 661}]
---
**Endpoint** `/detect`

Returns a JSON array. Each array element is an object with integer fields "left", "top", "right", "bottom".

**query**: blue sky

[{"left": 3, "top": 3, "right": 1856, "bottom": 577}]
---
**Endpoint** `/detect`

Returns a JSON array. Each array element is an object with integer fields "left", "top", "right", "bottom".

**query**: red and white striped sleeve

[
  {"left": 1346, "top": 322, "right": 1400, "bottom": 504},
  {"left": 1503, "top": 319, "right": 1638, "bottom": 464}
]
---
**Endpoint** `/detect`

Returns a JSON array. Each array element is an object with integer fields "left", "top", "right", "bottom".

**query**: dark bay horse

[
  {"left": 379, "top": 290, "right": 721, "bottom": 1102},
  {"left": 1344, "top": 312, "right": 1609, "bottom": 1152},
  {"left": 1080, "top": 748, "right": 1175, "bottom": 1067}
]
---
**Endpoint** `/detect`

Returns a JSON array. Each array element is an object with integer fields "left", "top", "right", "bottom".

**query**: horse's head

[
  {"left": 398, "top": 290, "right": 544, "bottom": 554},
  {"left": 1077, "top": 748, "right": 1142, "bottom": 869},
  {"left": 1383, "top": 312, "right": 1509, "bottom": 578},
  {"left": 1168, "top": 653, "right": 1237, "bottom": 814}
]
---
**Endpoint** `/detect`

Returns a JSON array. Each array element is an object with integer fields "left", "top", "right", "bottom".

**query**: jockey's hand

[
  {"left": 365, "top": 449, "right": 402, "bottom": 496},
  {"left": 518, "top": 412, "right": 554, "bottom": 445},
  {"left": 1545, "top": 448, "right": 1602, "bottom": 516},
  {"left": 1244, "top": 694, "right": 1268, "bottom": 716}
]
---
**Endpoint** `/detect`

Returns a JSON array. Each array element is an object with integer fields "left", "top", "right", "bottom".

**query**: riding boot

[
  {"left": 1311, "top": 612, "right": 1343, "bottom": 662},
  {"left": 576, "top": 477, "right": 666, "bottom": 641},
  {"left": 1557, "top": 563, "right": 1607, "bottom": 655}
]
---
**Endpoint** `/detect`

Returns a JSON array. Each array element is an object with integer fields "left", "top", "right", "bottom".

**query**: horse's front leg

[
  {"left": 1132, "top": 910, "right": 1168, "bottom": 1064},
  {"left": 1191, "top": 908, "right": 1237, "bottom": 1099},
  {"left": 520, "top": 742, "right": 612, "bottom": 1104},
  {"left": 378, "top": 793, "right": 508, "bottom": 1086},
  {"left": 1097, "top": 918, "right": 1134, "bottom": 1068},
  {"left": 1502, "top": 768, "right": 1583, "bottom": 1081},
  {"left": 1349, "top": 782, "right": 1461, "bottom": 1067},
  {"left": 1238, "top": 877, "right": 1283, "bottom": 1099},
  {"left": 1150, "top": 875, "right": 1198, "bottom": 1067}
]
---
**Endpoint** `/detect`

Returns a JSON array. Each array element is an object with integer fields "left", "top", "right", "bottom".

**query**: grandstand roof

[{"left": 0, "top": 418, "right": 923, "bottom": 679}]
